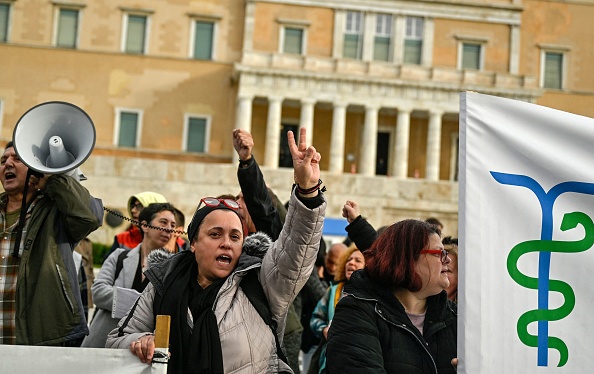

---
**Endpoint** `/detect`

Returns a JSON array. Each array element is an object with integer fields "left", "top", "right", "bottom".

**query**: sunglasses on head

[{"left": 198, "top": 197, "right": 239, "bottom": 210}]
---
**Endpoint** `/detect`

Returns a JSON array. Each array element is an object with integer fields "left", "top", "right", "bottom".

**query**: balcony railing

[{"left": 241, "top": 51, "right": 537, "bottom": 91}]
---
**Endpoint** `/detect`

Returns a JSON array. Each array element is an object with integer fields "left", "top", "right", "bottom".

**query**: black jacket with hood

[{"left": 326, "top": 270, "right": 457, "bottom": 374}]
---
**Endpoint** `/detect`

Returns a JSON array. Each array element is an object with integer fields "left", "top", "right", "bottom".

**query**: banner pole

[{"left": 152, "top": 315, "right": 170, "bottom": 374}]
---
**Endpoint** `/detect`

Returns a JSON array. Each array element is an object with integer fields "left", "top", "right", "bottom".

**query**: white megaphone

[{"left": 12, "top": 101, "right": 96, "bottom": 181}]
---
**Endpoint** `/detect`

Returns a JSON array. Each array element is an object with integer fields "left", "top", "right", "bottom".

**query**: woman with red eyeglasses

[
  {"left": 106, "top": 128, "right": 326, "bottom": 374},
  {"left": 325, "top": 219, "right": 458, "bottom": 374}
]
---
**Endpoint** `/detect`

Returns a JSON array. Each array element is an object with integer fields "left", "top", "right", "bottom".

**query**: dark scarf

[{"left": 153, "top": 251, "right": 225, "bottom": 374}]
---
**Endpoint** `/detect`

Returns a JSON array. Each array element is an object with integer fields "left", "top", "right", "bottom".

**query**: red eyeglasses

[
  {"left": 199, "top": 197, "right": 239, "bottom": 210},
  {"left": 420, "top": 249, "right": 450, "bottom": 263}
]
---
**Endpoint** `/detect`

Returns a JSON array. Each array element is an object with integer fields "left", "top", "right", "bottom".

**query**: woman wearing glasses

[
  {"left": 106, "top": 128, "right": 325, "bottom": 374},
  {"left": 82, "top": 202, "right": 177, "bottom": 348},
  {"left": 325, "top": 219, "right": 458, "bottom": 374}
]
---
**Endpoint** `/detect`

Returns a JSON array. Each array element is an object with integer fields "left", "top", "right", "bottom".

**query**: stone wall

[{"left": 80, "top": 153, "right": 459, "bottom": 246}]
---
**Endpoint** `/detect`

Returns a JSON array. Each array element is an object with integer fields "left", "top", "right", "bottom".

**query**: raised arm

[
  {"left": 259, "top": 128, "right": 326, "bottom": 333},
  {"left": 43, "top": 174, "right": 103, "bottom": 242},
  {"left": 234, "top": 128, "right": 283, "bottom": 240},
  {"left": 290, "top": 127, "right": 321, "bottom": 196},
  {"left": 343, "top": 200, "right": 377, "bottom": 251}
]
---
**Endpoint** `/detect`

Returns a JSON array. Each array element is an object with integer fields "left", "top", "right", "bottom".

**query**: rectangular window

[
  {"left": 125, "top": 15, "right": 147, "bottom": 54},
  {"left": 185, "top": 117, "right": 208, "bottom": 153},
  {"left": 283, "top": 27, "right": 304, "bottom": 55},
  {"left": 0, "top": 3, "right": 10, "bottom": 42},
  {"left": 56, "top": 8, "right": 79, "bottom": 48},
  {"left": 193, "top": 21, "right": 214, "bottom": 60},
  {"left": 118, "top": 111, "right": 139, "bottom": 147},
  {"left": 543, "top": 52, "right": 563, "bottom": 89},
  {"left": 373, "top": 14, "right": 392, "bottom": 62},
  {"left": 403, "top": 17, "right": 423, "bottom": 65},
  {"left": 461, "top": 43, "right": 481, "bottom": 70},
  {"left": 343, "top": 11, "right": 362, "bottom": 59}
]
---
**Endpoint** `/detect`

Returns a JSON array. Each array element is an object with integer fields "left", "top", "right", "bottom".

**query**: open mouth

[
  {"left": 216, "top": 255, "right": 231, "bottom": 265},
  {"left": 4, "top": 172, "right": 16, "bottom": 181}
]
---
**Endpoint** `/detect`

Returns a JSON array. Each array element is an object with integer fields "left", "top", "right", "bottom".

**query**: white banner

[
  {"left": 459, "top": 92, "right": 594, "bottom": 373},
  {"left": 0, "top": 345, "right": 163, "bottom": 373}
]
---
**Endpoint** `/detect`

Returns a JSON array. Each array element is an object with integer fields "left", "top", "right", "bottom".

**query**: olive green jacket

[{"left": 5, "top": 174, "right": 103, "bottom": 345}]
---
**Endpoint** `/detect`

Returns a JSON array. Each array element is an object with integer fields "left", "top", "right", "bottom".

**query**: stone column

[
  {"left": 392, "top": 16, "right": 405, "bottom": 65},
  {"left": 235, "top": 95, "right": 253, "bottom": 132},
  {"left": 359, "top": 104, "right": 379, "bottom": 176},
  {"left": 425, "top": 110, "right": 443, "bottom": 181},
  {"left": 300, "top": 98, "right": 315, "bottom": 146},
  {"left": 362, "top": 12, "right": 375, "bottom": 62},
  {"left": 242, "top": 1, "right": 255, "bottom": 53},
  {"left": 422, "top": 17, "right": 434, "bottom": 67},
  {"left": 392, "top": 108, "right": 411, "bottom": 178},
  {"left": 332, "top": 10, "right": 345, "bottom": 59},
  {"left": 264, "top": 96, "right": 283, "bottom": 168},
  {"left": 329, "top": 102, "right": 347, "bottom": 174},
  {"left": 509, "top": 24, "right": 520, "bottom": 75}
]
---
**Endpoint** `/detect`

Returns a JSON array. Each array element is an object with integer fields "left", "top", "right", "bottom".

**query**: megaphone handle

[{"left": 12, "top": 169, "right": 36, "bottom": 258}]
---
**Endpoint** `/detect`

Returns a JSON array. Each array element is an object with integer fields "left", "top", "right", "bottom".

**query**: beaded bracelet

[{"left": 295, "top": 179, "right": 326, "bottom": 195}]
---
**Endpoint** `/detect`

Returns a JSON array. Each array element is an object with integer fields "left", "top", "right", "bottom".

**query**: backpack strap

[
  {"left": 114, "top": 249, "right": 128, "bottom": 281},
  {"left": 240, "top": 268, "right": 289, "bottom": 366}
]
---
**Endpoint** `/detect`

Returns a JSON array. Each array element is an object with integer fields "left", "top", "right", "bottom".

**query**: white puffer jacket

[{"left": 106, "top": 191, "right": 326, "bottom": 373}]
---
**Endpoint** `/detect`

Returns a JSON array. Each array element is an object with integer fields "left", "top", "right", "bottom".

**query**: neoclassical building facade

[{"left": 0, "top": 0, "right": 592, "bottom": 241}]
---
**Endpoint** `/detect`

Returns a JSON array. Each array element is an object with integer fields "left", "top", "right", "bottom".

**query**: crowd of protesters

[{"left": 0, "top": 124, "right": 459, "bottom": 373}]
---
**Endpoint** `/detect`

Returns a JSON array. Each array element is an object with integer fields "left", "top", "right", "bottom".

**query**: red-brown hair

[{"left": 364, "top": 219, "right": 441, "bottom": 292}]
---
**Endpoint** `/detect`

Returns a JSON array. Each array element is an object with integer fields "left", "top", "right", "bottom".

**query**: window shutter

[
  {"left": 126, "top": 15, "right": 146, "bottom": 54},
  {"left": 284, "top": 28, "right": 303, "bottom": 54},
  {"left": 187, "top": 118, "right": 206, "bottom": 153},
  {"left": 544, "top": 52, "right": 563, "bottom": 89},
  {"left": 57, "top": 9, "right": 78, "bottom": 48},
  {"left": 119, "top": 112, "right": 138, "bottom": 147},
  {"left": 0, "top": 4, "right": 9, "bottom": 42},
  {"left": 194, "top": 21, "right": 214, "bottom": 60}
]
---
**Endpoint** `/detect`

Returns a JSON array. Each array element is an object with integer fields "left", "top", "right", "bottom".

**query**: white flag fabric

[
  {"left": 459, "top": 92, "right": 594, "bottom": 373},
  {"left": 0, "top": 345, "right": 161, "bottom": 373}
]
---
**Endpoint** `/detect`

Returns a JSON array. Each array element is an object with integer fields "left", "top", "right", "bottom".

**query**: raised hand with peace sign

[{"left": 287, "top": 127, "right": 322, "bottom": 198}]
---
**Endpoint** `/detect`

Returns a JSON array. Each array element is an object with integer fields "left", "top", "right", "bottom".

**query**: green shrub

[{"left": 92, "top": 242, "right": 112, "bottom": 266}]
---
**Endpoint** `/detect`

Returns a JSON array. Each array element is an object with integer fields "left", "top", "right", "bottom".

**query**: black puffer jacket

[{"left": 326, "top": 270, "right": 457, "bottom": 374}]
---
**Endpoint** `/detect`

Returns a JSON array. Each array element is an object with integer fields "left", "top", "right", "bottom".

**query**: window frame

[
  {"left": 0, "top": 1, "right": 13, "bottom": 43},
  {"left": 403, "top": 16, "right": 424, "bottom": 65},
  {"left": 343, "top": 10, "right": 363, "bottom": 60},
  {"left": 53, "top": 5, "right": 83, "bottom": 49},
  {"left": 182, "top": 114, "right": 211, "bottom": 153},
  {"left": 278, "top": 22, "right": 308, "bottom": 55},
  {"left": 120, "top": 10, "right": 151, "bottom": 54},
  {"left": 113, "top": 108, "right": 143, "bottom": 148},
  {"left": 539, "top": 47, "right": 568, "bottom": 90},
  {"left": 188, "top": 15, "right": 219, "bottom": 60},
  {"left": 456, "top": 38, "right": 487, "bottom": 71},
  {"left": 373, "top": 13, "right": 392, "bottom": 62}
]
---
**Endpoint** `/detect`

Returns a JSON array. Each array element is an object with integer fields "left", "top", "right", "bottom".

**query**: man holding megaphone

[{"left": 0, "top": 102, "right": 104, "bottom": 346}]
